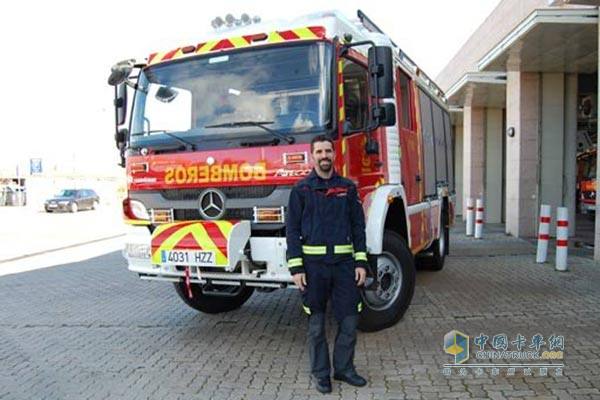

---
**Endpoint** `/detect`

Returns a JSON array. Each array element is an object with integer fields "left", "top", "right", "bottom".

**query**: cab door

[
  {"left": 336, "top": 53, "right": 384, "bottom": 195},
  {"left": 397, "top": 70, "right": 431, "bottom": 252}
]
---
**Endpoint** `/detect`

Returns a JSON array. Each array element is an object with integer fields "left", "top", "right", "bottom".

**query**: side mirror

[
  {"left": 115, "top": 128, "right": 128, "bottom": 168},
  {"left": 107, "top": 59, "right": 135, "bottom": 86},
  {"left": 115, "top": 127, "right": 128, "bottom": 149},
  {"left": 115, "top": 83, "right": 127, "bottom": 126},
  {"left": 372, "top": 103, "right": 396, "bottom": 127},
  {"left": 368, "top": 46, "right": 394, "bottom": 99}
]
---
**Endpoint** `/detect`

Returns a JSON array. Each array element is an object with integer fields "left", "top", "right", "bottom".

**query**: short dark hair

[{"left": 310, "top": 135, "right": 334, "bottom": 153}]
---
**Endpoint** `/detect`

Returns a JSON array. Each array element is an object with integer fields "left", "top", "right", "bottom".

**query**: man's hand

[
  {"left": 293, "top": 273, "right": 307, "bottom": 291},
  {"left": 355, "top": 267, "right": 366, "bottom": 287}
]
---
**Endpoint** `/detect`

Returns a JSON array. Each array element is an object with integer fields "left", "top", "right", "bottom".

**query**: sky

[{"left": 0, "top": 0, "right": 500, "bottom": 177}]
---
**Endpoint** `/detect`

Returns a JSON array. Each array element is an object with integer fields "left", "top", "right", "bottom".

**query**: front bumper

[
  {"left": 45, "top": 202, "right": 72, "bottom": 211},
  {"left": 123, "top": 223, "right": 294, "bottom": 288}
]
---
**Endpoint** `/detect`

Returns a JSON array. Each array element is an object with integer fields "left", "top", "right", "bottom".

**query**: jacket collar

[{"left": 308, "top": 168, "right": 339, "bottom": 182}]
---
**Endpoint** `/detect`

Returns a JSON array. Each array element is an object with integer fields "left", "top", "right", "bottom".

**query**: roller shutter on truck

[
  {"left": 419, "top": 88, "right": 453, "bottom": 195},
  {"left": 418, "top": 89, "right": 437, "bottom": 197},
  {"left": 443, "top": 111, "right": 455, "bottom": 192}
]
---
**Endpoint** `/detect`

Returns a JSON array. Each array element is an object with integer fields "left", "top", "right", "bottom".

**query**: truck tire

[
  {"left": 173, "top": 282, "right": 254, "bottom": 314},
  {"left": 358, "top": 230, "right": 416, "bottom": 332},
  {"left": 418, "top": 209, "right": 448, "bottom": 271}
]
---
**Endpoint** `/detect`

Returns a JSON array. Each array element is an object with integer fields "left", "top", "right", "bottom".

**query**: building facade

[{"left": 437, "top": 0, "right": 600, "bottom": 258}]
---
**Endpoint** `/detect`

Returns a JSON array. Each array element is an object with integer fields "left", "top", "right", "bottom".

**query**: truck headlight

[{"left": 253, "top": 206, "right": 285, "bottom": 223}]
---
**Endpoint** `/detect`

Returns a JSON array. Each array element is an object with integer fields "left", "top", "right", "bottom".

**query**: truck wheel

[
  {"left": 358, "top": 230, "right": 416, "bottom": 332},
  {"left": 418, "top": 209, "right": 448, "bottom": 271},
  {"left": 173, "top": 282, "right": 254, "bottom": 314}
]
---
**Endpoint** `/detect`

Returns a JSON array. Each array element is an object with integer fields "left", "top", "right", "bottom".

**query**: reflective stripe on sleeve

[
  {"left": 302, "top": 245, "right": 327, "bottom": 255},
  {"left": 302, "top": 305, "right": 311, "bottom": 315},
  {"left": 354, "top": 251, "right": 368, "bottom": 262},
  {"left": 334, "top": 244, "right": 354, "bottom": 254},
  {"left": 357, "top": 302, "right": 363, "bottom": 312},
  {"left": 287, "top": 257, "right": 303, "bottom": 268}
]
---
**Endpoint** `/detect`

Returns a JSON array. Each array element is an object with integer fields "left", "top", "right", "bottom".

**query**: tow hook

[{"left": 184, "top": 266, "right": 193, "bottom": 299}]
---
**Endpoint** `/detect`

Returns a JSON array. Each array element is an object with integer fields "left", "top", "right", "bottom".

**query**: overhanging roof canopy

[
  {"left": 478, "top": 8, "right": 598, "bottom": 72},
  {"left": 446, "top": 72, "right": 507, "bottom": 108}
]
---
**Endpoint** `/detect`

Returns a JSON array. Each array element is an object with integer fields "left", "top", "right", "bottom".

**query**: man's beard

[{"left": 318, "top": 159, "right": 332, "bottom": 172}]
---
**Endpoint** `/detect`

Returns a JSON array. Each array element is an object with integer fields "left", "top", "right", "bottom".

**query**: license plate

[{"left": 160, "top": 250, "right": 215, "bottom": 266}]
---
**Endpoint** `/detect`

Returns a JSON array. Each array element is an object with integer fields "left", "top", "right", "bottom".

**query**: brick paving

[{"left": 1, "top": 227, "right": 599, "bottom": 399}]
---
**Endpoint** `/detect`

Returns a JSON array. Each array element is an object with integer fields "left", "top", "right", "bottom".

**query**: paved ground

[
  {"left": 1, "top": 228, "right": 599, "bottom": 400},
  {"left": 0, "top": 204, "right": 124, "bottom": 262}
]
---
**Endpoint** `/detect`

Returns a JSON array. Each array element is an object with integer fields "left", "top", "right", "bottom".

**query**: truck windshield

[{"left": 130, "top": 42, "right": 332, "bottom": 147}]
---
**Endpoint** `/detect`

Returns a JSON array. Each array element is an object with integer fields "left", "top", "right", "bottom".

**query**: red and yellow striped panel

[
  {"left": 150, "top": 220, "right": 235, "bottom": 267},
  {"left": 147, "top": 26, "right": 326, "bottom": 66}
]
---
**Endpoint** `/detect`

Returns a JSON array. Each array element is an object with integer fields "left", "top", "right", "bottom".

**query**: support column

[
  {"left": 454, "top": 122, "right": 464, "bottom": 217},
  {"left": 540, "top": 73, "right": 565, "bottom": 234},
  {"left": 485, "top": 108, "right": 503, "bottom": 223},
  {"left": 463, "top": 107, "right": 485, "bottom": 216},
  {"left": 564, "top": 74, "right": 577, "bottom": 236},
  {"left": 505, "top": 71, "right": 540, "bottom": 237}
]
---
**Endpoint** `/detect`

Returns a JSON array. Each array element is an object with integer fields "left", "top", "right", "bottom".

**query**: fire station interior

[{"left": 575, "top": 74, "right": 598, "bottom": 246}]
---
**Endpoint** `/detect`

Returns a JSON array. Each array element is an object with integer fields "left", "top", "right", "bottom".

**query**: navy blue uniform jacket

[{"left": 286, "top": 169, "right": 368, "bottom": 275}]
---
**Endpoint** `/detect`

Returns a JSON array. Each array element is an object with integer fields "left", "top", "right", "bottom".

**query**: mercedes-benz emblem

[{"left": 198, "top": 189, "right": 226, "bottom": 220}]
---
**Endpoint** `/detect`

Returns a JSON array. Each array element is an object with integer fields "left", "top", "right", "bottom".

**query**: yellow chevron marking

[
  {"left": 151, "top": 222, "right": 228, "bottom": 266},
  {"left": 229, "top": 36, "right": 250, "bottom": 48},
  {"left": 293, "top": 27, "right": 316, "bottom": 39},
  {"left": 213, "top": 220, "right": 234, "bottom": 238},
  {"left": 267, "top": 31, "right": 285, "bottom": 43},
  {"left": 196, "top": 40, "right": 218, "bottom": 54}
]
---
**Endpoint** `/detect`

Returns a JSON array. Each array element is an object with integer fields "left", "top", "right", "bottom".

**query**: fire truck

[
  {"left": 577, "top": 148, "right": 596, "bottom": 216},
  {"left": 108, "top": 10, "right": 455, "bottom": 332}
]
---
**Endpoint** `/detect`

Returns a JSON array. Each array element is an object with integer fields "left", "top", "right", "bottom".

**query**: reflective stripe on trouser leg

[
  {"left": 308, "top": 313, "right": 331, "bottom": 378},
  {"left": 333, "top": 314, "right": 359, "bottom": 375}
]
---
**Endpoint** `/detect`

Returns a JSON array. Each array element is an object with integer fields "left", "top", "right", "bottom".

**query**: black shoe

[
  {"left": 333, "top": 372, "right": 367, "bottom": 387},
  {"left": 315, "top": 376, "right": 332, "bottom": 394}
]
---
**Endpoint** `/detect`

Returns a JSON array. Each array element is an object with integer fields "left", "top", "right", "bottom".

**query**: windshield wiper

[
  {"left": 131, "top": 130, "right": 196, "bottom": 150},
  {"left": 205, "top": 121, "right": 295, "bottom": 144}
]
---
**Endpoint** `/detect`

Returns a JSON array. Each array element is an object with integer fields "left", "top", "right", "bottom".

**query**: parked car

[{"left": 44, "top": 189, "right": 100, "bottom": 213}]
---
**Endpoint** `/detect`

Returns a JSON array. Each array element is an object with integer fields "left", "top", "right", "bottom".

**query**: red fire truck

[{"left": 108, "top": 10, "right": 455, "bottom": 332}]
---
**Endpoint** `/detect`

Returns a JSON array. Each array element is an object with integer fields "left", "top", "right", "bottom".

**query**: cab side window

[
  {"left": 341, "top": 58, "right": 369, "bottom": 133},
  {"left": 399, "top": 71, "right": 414, "bottom": 130}
]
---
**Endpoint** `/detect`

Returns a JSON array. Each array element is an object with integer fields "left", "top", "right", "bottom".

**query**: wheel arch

[{"left": 365, "top": 185, "right": 411, "bottom": 254}]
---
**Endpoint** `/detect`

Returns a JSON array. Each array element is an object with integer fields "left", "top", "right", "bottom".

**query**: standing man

[{"left": 286, "top": 134, "right": 368, "bottom": 394}]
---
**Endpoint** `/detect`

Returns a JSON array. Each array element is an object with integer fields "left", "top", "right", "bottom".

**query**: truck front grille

[
  {"left": 161, "top": 186, "right": 280, "bottom": 201},
  {"left": 174, "top": 208, "right": 254, "bottom": 221}
]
